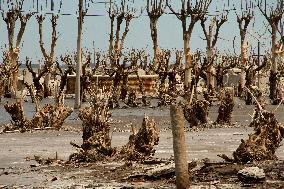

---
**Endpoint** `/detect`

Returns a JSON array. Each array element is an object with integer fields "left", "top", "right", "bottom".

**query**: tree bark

[
  {"left": 270, "top": 24, "right": 278, "bottom": 103},
  {"left": 74, "top": 0, "right": 83, "bottom": 109},
  {"left": 170, "top": 105, "right": 190, "bottom": 189},
  {"left": 239, "top": 41, "right": 247, "bottom": 96},
  {"left": 150, "top": 18, "right": 159, "bottom": 69},
  {"left": 183, "top": 36, "right": 191, "bottom": 89}
]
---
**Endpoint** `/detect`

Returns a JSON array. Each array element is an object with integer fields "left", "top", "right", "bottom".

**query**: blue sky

[{"left": 0, "top": 0, "right": 276, "bottom": 62}]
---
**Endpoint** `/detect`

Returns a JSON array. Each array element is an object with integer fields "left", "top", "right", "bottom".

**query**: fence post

[{"left": 170, "top": 105, "right": 190, "bottom": 189}]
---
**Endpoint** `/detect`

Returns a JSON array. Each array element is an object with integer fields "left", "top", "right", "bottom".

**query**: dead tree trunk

[
  {"left": 201, "top": 13, "right": 227, "bottom": 93},
  {"left": 237, "top": 2, "right": 254, "bottom": 96},
  {"left": 107, "top": 0, "right": 136, "bottom": 66},
  {"left": 70, "top": 91, "right": 159, "bottom": 162},
  {"left": 214, "top": 56, "right": 237, "bottom": 91},
  {"left": 170, "top": 105, "right": 190, "bottom": 189},
  {"left": 25, "top": 58, "right": 48, "bottom": 100},
  {"left": 183, "top": 100, "right": 210, "bottom": 127},
  {"left": 234, "top": 109, "right": 284, "bottom": 163},
  {"left": 258, "top": 0, "right": 284, "bottom": 104},
  {"left": 117, "top": 115, "right": 159, "bottom": 161},
  {"left": 36, "top": 14, "right": 59, "bottom": 98},
  {"left": 167, "top": 0, "right": 212, "bottom": 90},
  {"left": 244, "top": 57, "right": 266, "bottom": 105},
  {"left": 2, "top": 3, "right": 33, "bottom": 98},
  {"left": 147, "top": 0, "right": 166, "bottom": 69},
  {"left": 215, "top": 89, "right": 234, "bottom": 125}
]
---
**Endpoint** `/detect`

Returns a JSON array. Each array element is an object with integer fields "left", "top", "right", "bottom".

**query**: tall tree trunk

[
  {"left": 184, "top": 36, "right": 191, "bottom": 89},
  {"left": 170, "top": 105, "right": 190, "bottom": 189},
  {"left": 239, "top": 41, "right": 247, "bottom": 96},
  {"left": 206, "top": 48, "right": 214, "bottom": 93},
  {"left": 270, "top": 24, "right": 278, "bottom": 103},
  {"left": 9, "top": 50, "right": 19, "bottom": 98},
  {"left": 44, "top": 73, "right": 51, "bottom": 97},
  {"left": 74, "top": 0, "right": 83, "bottom": 109},
  {"left": 150, "top": 19, "right": 159, "bottom": 69}
]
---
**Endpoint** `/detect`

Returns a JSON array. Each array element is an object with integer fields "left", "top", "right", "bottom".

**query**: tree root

[
  {"left": 3, "top": 101, "right": 73, "bottom": 132},
  {"left": 219, "top": 109, "right": 284, "bottom": 163},
  {"left": 69, "top": 92, "right": 159, "bottom": 163}
]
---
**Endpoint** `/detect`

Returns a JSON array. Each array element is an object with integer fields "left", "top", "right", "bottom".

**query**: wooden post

[
  {"left": 74, "top": 0, "right": 83, "bottom": 109},
  {"left": 170, "top": 105, "right": 190, "bottom": 189}
]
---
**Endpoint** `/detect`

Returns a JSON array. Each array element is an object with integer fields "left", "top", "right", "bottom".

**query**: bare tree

[
  {"left": 0, "top": 52, "right": 20, "bottom": 100},
  {"left": 2, "top": 1, "right": 33, "bottom": 97},
  {"left": 147, "top": 0, "right": 166, "bottom": 70},
  {"left": 236, "top": 0, "right": 254, "bottom": 96},
  {"left": 200, "top": 13, "right": 228, "bottom": 93},
  {"left": 214, "top": 55, "right": 237, "bottom": 90},
  {"left": 36, "top": 14, "right": 59, "bottom": 98},
  {"left": 108, "top": 0, "right": 138, "bottom": 66},
  {"left": 167, "top": 0, "right": 212, "bottom": 89},
  {"left": 56, "top": 57, "right": 75, "bottom": 104},
  {"left": 258, "top": 0, "right": 284, "bottom": 104},
  {"left": 25, "top": 58, "right": 49, "bottom": 100},
  {"left": 244, "top": 56, "right": 267, "bottom": 105}
]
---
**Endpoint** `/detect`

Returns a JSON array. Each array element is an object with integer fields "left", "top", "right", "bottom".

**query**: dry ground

[{"left": 1, "top": 98, "right": 284, "bottom": 188}]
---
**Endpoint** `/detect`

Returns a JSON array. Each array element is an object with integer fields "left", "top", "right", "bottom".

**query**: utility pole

[{"left": 74, "top": 0, "right": 83, "bottom": 109}]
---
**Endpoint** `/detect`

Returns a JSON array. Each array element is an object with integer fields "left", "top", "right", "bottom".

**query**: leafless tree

[
  {"left": 167, "top": 0, "right": 212, "bottom": 89},
  {"left": 25, "top": 58, "right": 49, "bottom": 100},
  {"left": 108, "top": 0, "right": 138, "bottom": 66},
  {"left": 36, "top": 14, "right": 59, "bottom": 98},
  {"left": 213, "top": 55, "right": 237, "bottom": 90},
  {"left": 146, "top": 0, "right": 166, "bottom": 70},
  {"left": 258, "top": 0, "right": 284, "bottom": 104},
  {"left": 243, "top": 56, "right": 267, "bottom": 105},
  {"left": 236, "top": 0, "right": 254, "bottom": 95},
  {"left": 2, "top": 0, "right": 33, "bottom": 97},
  {"left": 56, "top": 56, "right": 75, "bottom": 103},
  {"left": 200, "top": 12, "right": 228, "bottom": 93}
]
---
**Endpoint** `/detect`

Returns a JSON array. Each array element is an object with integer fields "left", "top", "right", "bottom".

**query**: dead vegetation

[
  {"left": 2, "top": 86, "right": 73, "bottom": 132},
  {"left": 215, "top": 88, "right": 234, "bottom": 125},
  {"left": 3, "top": 101, "right": 72, "bottom": 132},
  {"left": 218, "top": 103, "right": 284, "bottom": 163},
  {"left": 183, "top": 100, "right": 210, "bottom": 127},
  {"left": 232, "top": 108, "right": 284, "bottom": 163},
  {"left": 69, "top": 90, "right": 159, "bottom": 163}
]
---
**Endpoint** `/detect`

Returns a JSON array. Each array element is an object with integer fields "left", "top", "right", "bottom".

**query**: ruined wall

[{"left": 66, "top": 75, "right": 158, "bottom": 96}]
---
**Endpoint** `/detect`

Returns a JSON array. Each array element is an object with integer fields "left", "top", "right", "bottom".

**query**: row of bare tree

[{"left": 1, "top": 0, "right": 284, "bottom": 105}]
